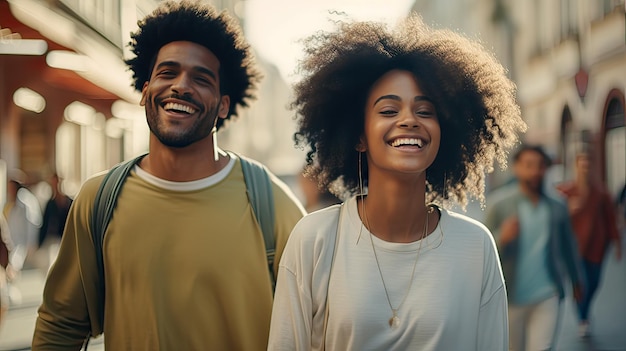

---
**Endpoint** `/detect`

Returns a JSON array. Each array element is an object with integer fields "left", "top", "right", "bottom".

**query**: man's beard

[
  {"left": 524, "top": 178, "right": 544, "bottom": 194},
  {"left": 145, "top": 95, "right": 218, "bottom": 148}
]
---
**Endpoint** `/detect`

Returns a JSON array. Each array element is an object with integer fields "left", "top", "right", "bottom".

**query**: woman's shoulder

[
  {"left": 281, "top": 203, "right": 344, "bottom": 266},
  {"left": 293, "top": 203, "right": 343, "bottom": 234},
  {"left": 441, "top": 209, "right": 500, "bottom": 255},
  {"left": 442, "top": 208, "right": 492, "bottom": 238}
]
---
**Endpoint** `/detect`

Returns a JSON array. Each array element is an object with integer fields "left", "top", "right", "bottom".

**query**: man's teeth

[
  {"left": 391, "top": 138, "right": 424, "bottom": 148},
  {"left": 163, "top": 102, "right": 196, "bottom": 114}
]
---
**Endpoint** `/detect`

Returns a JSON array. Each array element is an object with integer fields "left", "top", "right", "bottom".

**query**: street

[
  {"left": 0, "top": 268, "right": 105, "bottom": 351},
  {"left": 0, "top": 238, "right": 624, "bottom": 351}
]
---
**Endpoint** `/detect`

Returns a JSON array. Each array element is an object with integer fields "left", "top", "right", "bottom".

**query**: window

[
  {"left": 56, "top": 102, "right": 108, "bottom": 197},
  {"left": 560, "top": 0, "right": 578, "bottom": 40},
  {"left": 533, "top": 0, "right": 544, "bottom": 54},
  {"left": 59, "top": 0, "right": 122, "bottom": 48},
  {"left": 605, "top": 98, "right": 626, "bottom": 196},
  {"left": 560, "top": 107, "right": 576, "bottom": 180}
]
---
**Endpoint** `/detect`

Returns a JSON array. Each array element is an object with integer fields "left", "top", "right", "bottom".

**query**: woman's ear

[{"left": 355, "top": 138, "right": 366, "bottom": 152}]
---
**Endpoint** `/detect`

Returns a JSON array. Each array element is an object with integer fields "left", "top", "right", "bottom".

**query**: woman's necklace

[{"left": 361, "top": 197, "right": 431, "bottom": 329}]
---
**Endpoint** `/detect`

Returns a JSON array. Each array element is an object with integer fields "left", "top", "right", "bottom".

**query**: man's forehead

[{"left": 155, "top": 41, "right": 220, "bottom": 65}]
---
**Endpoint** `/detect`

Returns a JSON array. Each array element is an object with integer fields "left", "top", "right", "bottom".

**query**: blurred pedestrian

[
  {"left": 269, "top": 14, "right": 525, "bottom": 350},
  {"left": 35, "top": 173, "right": 72, "bottom": 273},
  {"left": 618, "top": 183, "right": 626, "bottom": 231},
  {"left": 298, "top": 171, "right": 341, "bottom": 212},
  {"left": 0, "top": 213, "right": 11, "bottom": 328},
  {"left": 32, "top": 1, "right": 305, "bottom": 350},
  {"left": 485, "top": 144, "right": 584, "bottom": 351},
  {"left": 3, "top": 174, "right": 41, "bottom": 272},
  {"left": 0, "top": 212, "right": 10, "bottom": 273},
  {"left": 556, "top": 150, "right": 622, "bottom": 338}
]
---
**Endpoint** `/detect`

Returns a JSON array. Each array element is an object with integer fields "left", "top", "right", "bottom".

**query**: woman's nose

[{"left": 398, "top": 109, "right": 419, "bottom": 128}]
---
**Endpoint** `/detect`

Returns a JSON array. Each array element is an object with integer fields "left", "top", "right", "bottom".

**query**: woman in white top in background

[{"left": 268, "top": 14, "right": 527, "bottom": 351}]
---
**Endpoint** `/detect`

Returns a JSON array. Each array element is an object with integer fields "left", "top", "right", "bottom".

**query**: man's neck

[
  {"left": 519, "top": 183, "right": 542, "bottom": 204},
  {"left": 141, "top": 138, "right": 230, "bottom": 181}
]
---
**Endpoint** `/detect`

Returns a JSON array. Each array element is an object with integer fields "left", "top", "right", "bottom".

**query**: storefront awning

[{"left": 1, "top": 0, "right": 140, "bottom": 103}]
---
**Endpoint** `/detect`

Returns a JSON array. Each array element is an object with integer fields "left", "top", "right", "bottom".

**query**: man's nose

[{"left": 171, "top": 74, "right": 193, "bottom": 94}]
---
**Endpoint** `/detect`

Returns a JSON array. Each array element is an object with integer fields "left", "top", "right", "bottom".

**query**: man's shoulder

[
  {"left": 267, "top": 172, "right": 306, "bottom": 215},
  {"left": 543, "top": 193, "right": 568, "bottom": 213},
  {"left": 70, "top": 172, "right": 110, "bottom": 208},
  {"left": 231, "top": 152, "right": 306, "bottom": 214},
  {"left": 487, "top": 183, "right": 519, "bottom": 207}
]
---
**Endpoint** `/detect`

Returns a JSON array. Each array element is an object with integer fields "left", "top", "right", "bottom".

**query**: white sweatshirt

[{"left": 269, "top": 196, "right": 508, "bottom": 351}]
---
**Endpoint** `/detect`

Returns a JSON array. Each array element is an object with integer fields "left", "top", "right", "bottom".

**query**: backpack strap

[
  {"left": 90, "top": 154, "right": 146, "bottom": 329},
  {"left": 237, "top": 154, "right": 276, "bottom": 291},
  {"left": 89, "top": 152, "right": 276, "bottom": 333}
]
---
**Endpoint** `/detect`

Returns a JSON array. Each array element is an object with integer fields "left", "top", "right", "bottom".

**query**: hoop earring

[
  {"left": 436, "top": 171, "right": 447, "bottom": 248},
  {"left": 358, "top": 151, "right": 365, "bottom": 196},
  {"left": 212, "top": 128, "right": 219, "bottom": 161},
  {"left": 357, "top": 151, "right": 365, "bottom": 244},
  {"left": 442, "top": 171, "right": 447, "bottom": 210}
]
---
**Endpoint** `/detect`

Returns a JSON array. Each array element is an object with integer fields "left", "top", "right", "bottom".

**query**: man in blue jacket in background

[{"left": 486, "top": 144, "right": 583, "bottom": 351}]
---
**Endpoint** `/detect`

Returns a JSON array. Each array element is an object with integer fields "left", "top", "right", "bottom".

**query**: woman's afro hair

[
  {"left": 293, "top": 14, "right": 527, "bottom": 206},
  {"left": 125, "top": 0, "right": 261, "bottom": 129}
]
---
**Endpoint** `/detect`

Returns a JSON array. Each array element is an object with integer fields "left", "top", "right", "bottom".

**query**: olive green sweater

[{"left": 33, "top": 158, "right": 305, "bottom": 350}]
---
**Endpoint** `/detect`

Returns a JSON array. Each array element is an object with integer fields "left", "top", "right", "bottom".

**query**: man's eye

[{"left": 195, "top": 77, "right": 211, "bottom": 84}]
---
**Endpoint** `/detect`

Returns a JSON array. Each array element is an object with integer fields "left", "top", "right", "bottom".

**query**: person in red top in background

[
  {"left": 0, "top": 213, "right": 11, "bottom": 328},
  {"left": 556, "top": 149, "right": 622, "bottom": 338}
]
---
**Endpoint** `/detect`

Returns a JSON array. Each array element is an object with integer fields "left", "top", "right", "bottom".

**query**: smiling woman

[
  {"left": 268, "top": 13, "right": 525, "bottom": 351},
  {"left": 361, "top": 70, "right": 441, "bottom": 181}
]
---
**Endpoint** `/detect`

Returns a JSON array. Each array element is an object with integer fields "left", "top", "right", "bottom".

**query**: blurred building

[
  {"left": 509, "top": 1, "right": 625, "bottom": 198},
  {"left": 0, "top": 0, "right": 152, "bottom": 201},
  {"left": 412, "top": 0, "right": 625, "bottom": 197},
  {"left": 219, "top": 59, "right": 305, "bottom": 182},
  {"left": 411, "top": 0, "right": 516, "bottom": 191},
  {"left": 0, "top": 0, "right": 301, "bottom": 205},
  {"left": 218, "top": 1, "right": 306, "bottom": 182}
]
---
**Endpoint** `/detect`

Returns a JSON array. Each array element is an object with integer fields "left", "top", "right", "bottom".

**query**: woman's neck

[{"left": 360, "top": 183, "right": 432, "bottom": 243}]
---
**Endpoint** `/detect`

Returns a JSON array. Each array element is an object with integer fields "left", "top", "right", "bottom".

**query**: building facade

[
  {"left": 0, "top": 0, "right": 299, "bottom": 204},
  {"left": 509, "top": 0, "right": 625, "bottom": 196},
  {"left": 0, "top": 0, "right": 151, "bottom": 201},
  {"left": 412, "top": 0, "right": 625, "bottom": 198}
]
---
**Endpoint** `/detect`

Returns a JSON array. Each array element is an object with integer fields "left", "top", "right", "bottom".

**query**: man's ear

[
  {"left": 139, "top": 81, "right": 149, "bottom": 106},
  {"left": 217, "top": 95, "right": 230, "bottom": 119}
]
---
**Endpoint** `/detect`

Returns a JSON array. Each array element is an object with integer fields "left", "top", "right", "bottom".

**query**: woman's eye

[
  {"left": 416, "top": 110, "right": 435, "bottom": 117},
  {"left": 380, "top": 110, "right": 397, "bottom": 115}
]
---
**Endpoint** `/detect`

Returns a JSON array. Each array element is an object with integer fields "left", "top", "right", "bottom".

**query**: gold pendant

[{"left": 389, "top": 311, "right": 400, "bottom": 328}]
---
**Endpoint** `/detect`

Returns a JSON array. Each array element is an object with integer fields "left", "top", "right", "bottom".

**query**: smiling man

[{"left": 32, "top": 1, "right": 305, "bottom": 350}]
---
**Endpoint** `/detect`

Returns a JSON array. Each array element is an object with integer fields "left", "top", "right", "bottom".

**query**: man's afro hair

[{"left": 125, "top": 0, "right": 261, "bottom": 128}]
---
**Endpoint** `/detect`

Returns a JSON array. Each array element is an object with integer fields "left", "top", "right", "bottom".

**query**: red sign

[{"left": 575, "top": 68, "right": 589, "bottom": 99}]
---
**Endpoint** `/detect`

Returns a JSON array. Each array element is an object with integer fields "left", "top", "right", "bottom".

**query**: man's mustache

[{"left": 157, "top": 94, "right": 203, "bottom": 113}]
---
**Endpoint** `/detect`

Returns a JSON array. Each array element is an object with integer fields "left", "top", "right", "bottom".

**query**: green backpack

[{"left": 89, "top": 153, "right": 276, "bottom": 329}]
